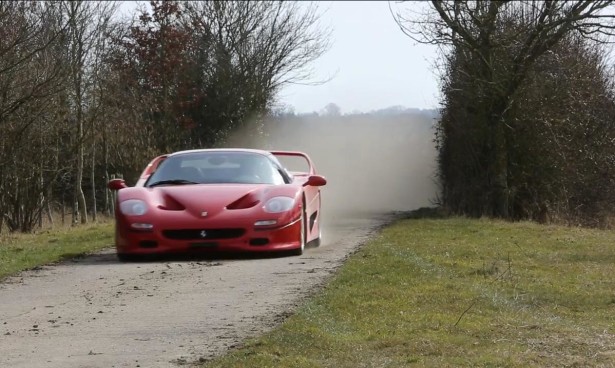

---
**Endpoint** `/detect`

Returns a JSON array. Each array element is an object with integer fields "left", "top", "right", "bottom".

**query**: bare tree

[
  {"left": 0, "top": 2, "right": 64, "bottom": 127},
  {"left": 392, "top": 0, "right": 615, "bottom": 218},
  {"left": 108, "top": 0, "right": 330, "bottom": 155},
  {"left": 62, "top": 0, "right": 118, "bottom": 225},
  {"left": 0, "top": 2, "right": 66, "bottom": 232},
  {"left": 0, "top": 1, "right": 329, "bottom": 232},
  {"left": 321, "top": 103, "right": 341, "bottom": 117},
  {"left": 183, "top": 0, "right": 331, "bottom": 145}
]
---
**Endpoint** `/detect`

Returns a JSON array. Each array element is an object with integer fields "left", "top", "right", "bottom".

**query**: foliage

[
  {"left": 0, "top": 1, "right": 67, "bottom": 232},
  {"left": 393, "top": 1, "right": 615, "bottom": 226},
  {"left": 0, "top": 0, "right": 328, "bottom": 233},
  {"left": 108, "top": 1, "right": 329, "bottom": 153}
]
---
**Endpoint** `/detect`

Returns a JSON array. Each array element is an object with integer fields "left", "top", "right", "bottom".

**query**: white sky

[
  {"left": 119, "top": 1, "right": 440, "bottom": 114},
  {"left": 278, "top": 1, "right": 440, "bottom": 114}
]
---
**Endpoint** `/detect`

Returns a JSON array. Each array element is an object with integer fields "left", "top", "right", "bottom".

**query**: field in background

[{"left": 202, "top": 216, "right": 615, "bottom": 367}]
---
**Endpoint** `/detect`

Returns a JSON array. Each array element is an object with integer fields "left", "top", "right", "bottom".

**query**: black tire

[
  {"left": 311, "top": 232, "right": 322, "bottom": 248},
  {"left": 311, "top": 203, "right": 322, "bottom": 247},
  {"left": 290, "top": 209, "right": 306, "bottom": 256},
  {"left": 117, "top": 253, "right": 141, "bottom": 262}
]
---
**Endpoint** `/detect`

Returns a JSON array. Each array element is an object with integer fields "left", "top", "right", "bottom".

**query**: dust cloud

[{"left": 225, "top": 112, "right": 439, "bottom": 223}]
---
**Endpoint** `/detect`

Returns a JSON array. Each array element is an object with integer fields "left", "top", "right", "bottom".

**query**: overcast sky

[
  {"left": 278, "top": 1, "right": 440, "bottom": 114},
  {"left": 120, "top": 1, "right": 440, "bottom": 114}
]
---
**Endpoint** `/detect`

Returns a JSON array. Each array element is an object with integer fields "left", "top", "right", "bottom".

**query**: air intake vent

[
  {"left": 249, "top": 238, "right": 269, "bottom": 246},
  {"left": 162, "top": 228, "right": 245, "bottom": 240},
  {"left": 139, "top": 240, "right": 158, "bottom": 248}
]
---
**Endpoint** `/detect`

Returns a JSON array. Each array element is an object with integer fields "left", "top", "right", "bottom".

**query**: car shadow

[
  {"left": 68, "top": 248, "right": 302, "bottom": 266},
  {"left": 64, "top": 251, "right": 119, "bottom": 265},
  {"left": 396, "top": 206, "right": 449, "bottom": 219},
  {"left": 131, "top": 251, "right": 296, "bottom": 263}
]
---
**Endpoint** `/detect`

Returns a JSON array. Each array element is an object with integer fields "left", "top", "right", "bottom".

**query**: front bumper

[{"left": 114, "top": 214, "right": 302, "bottom": 255}]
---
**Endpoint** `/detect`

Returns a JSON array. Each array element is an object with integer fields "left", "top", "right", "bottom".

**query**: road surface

[{"left": 0, "top": 213, "right": 392, "bottom": 368}]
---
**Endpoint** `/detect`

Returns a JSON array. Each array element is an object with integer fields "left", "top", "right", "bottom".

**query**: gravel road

[{"left": 0, "top": 212, "right": 391, "bottom": 368}]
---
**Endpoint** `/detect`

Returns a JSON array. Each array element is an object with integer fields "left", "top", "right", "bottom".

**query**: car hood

[
  {"left": 158, "top": 184, "right": 265, "bottom": 216},
  {"left": 118, "top": 183, "right": 299, "bottom": 218}
]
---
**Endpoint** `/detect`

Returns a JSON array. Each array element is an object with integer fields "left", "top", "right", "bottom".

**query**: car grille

[{"left": 162, "top": 228, "right": 245, "bottom": 240}]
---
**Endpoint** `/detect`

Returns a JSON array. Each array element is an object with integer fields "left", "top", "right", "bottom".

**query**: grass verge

[
  {"left": 0, "top": 221, "right": 113, "bottom": 280},
  {"left": 202, "top": 217, "right": 615, "bottom": 367}
]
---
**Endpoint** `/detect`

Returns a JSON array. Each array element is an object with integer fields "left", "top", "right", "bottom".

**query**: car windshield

[{"left": 145, "top": 151, "right": 287, "bottom": 186}]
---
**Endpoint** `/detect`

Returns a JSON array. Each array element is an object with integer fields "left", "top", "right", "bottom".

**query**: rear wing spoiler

[
  {"left": 135, "top": 154, "right": 168, "bottom": 186},
  {"left": 270, "top": 150, "right": 315, "bottom": 175}
]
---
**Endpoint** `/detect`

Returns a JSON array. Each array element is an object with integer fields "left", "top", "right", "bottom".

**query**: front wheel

[
  {"left": 311, "top": 229, "right": 322, "bottom": 247},
  {"left": 310, "top": 199, "right": 322, "bottom": 248},
  {"left": 290, "top": 210, "right": 306, "bottom": 256}
]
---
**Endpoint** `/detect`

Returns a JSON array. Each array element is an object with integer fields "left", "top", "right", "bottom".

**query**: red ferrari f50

[{"left": 107, "top": 149, "right": 326, "bottom": 261}]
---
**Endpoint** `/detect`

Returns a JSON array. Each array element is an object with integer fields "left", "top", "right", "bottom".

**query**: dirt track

[{"left": 0, "top": 213, "right": 392, "bottom": 368}]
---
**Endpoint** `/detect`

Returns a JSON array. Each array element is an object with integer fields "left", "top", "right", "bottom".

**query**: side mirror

[
  {"left": 108, "top": 178, "right": 127, "bottom": 190},
  {"left": 303, "top": 175, "right": 327, "bottom": 187}
]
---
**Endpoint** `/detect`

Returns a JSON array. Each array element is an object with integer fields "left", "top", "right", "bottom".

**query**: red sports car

[{"left": 107, "top": 149, "right": 327, "bottom": 261}]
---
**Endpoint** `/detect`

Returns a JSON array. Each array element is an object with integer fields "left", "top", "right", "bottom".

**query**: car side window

[{"left": 268, "top": 156, "right": 292, "bottom": 184}]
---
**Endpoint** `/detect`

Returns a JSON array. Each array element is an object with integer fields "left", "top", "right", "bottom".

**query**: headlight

[
  {"left": 263, "top": 197, "right": 295, "bottom": 213},
  {"left": 120, "top": 199, "right": 148, "bottom": 216}
]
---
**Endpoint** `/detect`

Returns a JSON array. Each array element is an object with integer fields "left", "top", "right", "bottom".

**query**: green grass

[
  {"left": 202, "top": 217, "right": 615, "bottom": 367},
  {"left": 0, "top": 221, "right": 114, "bottom": 280}
]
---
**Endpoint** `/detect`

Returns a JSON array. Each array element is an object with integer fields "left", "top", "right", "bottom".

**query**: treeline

[
  {"left": 395, "top": 1, "right": 615, "bottom": 227},
  {"left": 0, "top": 1, "right": 327, "bottom": 232}
]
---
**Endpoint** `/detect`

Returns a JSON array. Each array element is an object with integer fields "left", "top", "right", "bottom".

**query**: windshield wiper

[{"left": 148, "top": 179, "right": 198, "bottom": 187}]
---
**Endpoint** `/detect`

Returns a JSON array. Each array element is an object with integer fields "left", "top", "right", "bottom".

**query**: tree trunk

[
  {"left": 39, "top": 153, "right": 44, "bottom": 229},
  {"left": 75, "top": 101, "right": 87, "bottom": 224},
  {"left": 91, "top": 141, "right": 97, "bottom": 221},
  {"left": 103, "top": 121, "right": 110, "bottom": 216},
  {"left": 46, "top": 193, "right": 53, "bottom": 227},
  {"left": 75, "top": 130, "right": 87, "bottom": 225},
  {"left": 491, "top": 120, "right": 509, "bottom": 218},
  {"left": 68, "top": 1, "right": 88, "bottom": 226}
]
